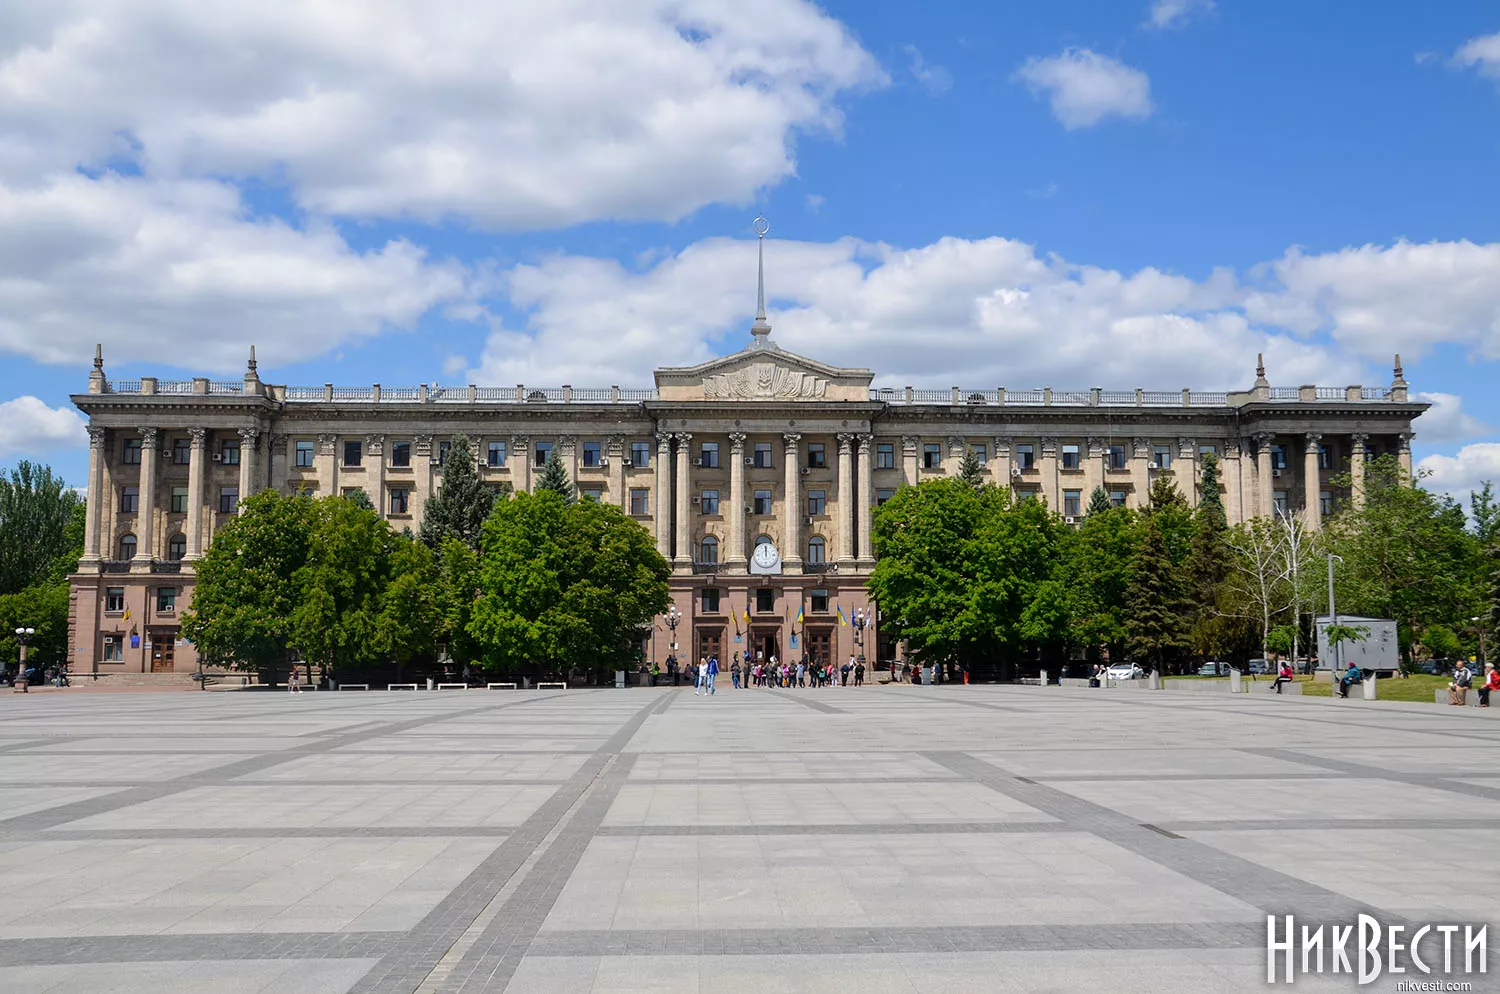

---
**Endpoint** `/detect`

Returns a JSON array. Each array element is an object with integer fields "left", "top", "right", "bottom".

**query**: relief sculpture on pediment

[{"left": 702, "top": 362, "right": 829, "bottom": 400}]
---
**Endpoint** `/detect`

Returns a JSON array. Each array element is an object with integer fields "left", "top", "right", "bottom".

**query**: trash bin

[
  {"left": 615, "top": 670, "right": 626, "bottom": 689},
  {"left": 426, "top": 677, "right": 435, "bottom": 691}
]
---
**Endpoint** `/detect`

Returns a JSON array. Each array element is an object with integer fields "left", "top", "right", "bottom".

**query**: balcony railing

[
  {"left": 803, "top": 561, "right": 838, "bottom": 574},
  {"left": 150, "top": 560, "right": 183, "bottom": 574},
  {"left": 100, "top": 560, "right": 131, "bottom": 574},
  {"left": 691, "top": 561, "right": 723, "bottom": 575}
]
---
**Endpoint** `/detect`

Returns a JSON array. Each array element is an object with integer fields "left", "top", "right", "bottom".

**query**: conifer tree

[
  {"left": 1124, "top": 517, "right": 1190, "bottom": 673},
  {"left": 1087, "top": 486, "right": 1112, "bottom": 516},
  {"left": 535, "top": 449, "right": 576, "bottom": 505},
  {"left": 420, "top": 435, "right": 496, "bottom": 549},
  {"left": 957, "top": 446, "right": 986, "bottom": 489},
  {"left": 1185, "top": 452, "right": 1233, "bottom": 656}
]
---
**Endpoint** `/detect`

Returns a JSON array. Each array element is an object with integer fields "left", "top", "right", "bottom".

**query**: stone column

[
  {"left": 367, "top": 434, "right": 386, "bottom": 517},
  {"left": 836, "top": 433, "right": 855, "bottom": 563},
  {"left": 134, "top": 428, "right": 160, "bottom": 566},
  {"left": 1303, "top": 433, "right": 1322, "bottom": 529},
  {"left": 1223, "top": 441, "right": 1244, "bottom": 525},
  {"left": 511, "top": 435, "right": 531, "bottom": 493},
  {"left": 784, "top": 432, "right": 803, "bottom": 569},
  {"left": 654, "top": 431, "right": 672, "bottom": 557},
  {"left": 1349, "top": 432, "right": 1368, "bottom": 509},
  {"left": 83, "top": 425, "right": 106, "bottom": 563},
  {"left": 316, "top": 433, "right": 339, "bottom": 500},
  {"left": 268, "top": 434, "right": 288, "bottom": 494},
  {"left": 559, "top": 434, "right": 578, "bottom": 484},
  {"left": 901, "top": 435, "right": 919, "bottom": 487},
  {"left": 1254, "top": 432, "right": 1276, "bottom": 519},
  {"left": 728, "top": 432, "right": 747, "bottom": 568},
  {"left": 674, "top": 432, "right": 693, "bottom": 566},
  {"left": 1398, "top": 431, "right": 1414, "bottom": 477},
  {"left": 944, "top": 435, "right": 965, "bottom": 476},
  {"left": 185, "top": 427, "right": 207, "bottom": 560},
  {"left": 1039, "top": 437, "right": 1059, "bottom": 509},
  {"left": 607, "top": 435, "right": 625, "bottom": 512},
  {"left": 1177, "top": 437, "right": 1197, "bottom": 506},
  {"left": 857, "top": 435, "right": 875, "bottom": 564},
  {"left": 1130, "top": 437, "right": 1151, "bottom": 509},
  {"left": 1085, "top": 437, "right": 1105, "bottom": 508},
  {"left": 992, "top": 436, "right": 1012, "bottom": 490},
  {"left": 237, "top": 428, "right": 258, "bottom": 510}
]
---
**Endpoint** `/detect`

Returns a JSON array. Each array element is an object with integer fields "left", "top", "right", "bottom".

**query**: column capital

[
  {"left": 236, "top": 427, "right": 259, "bottom": 451},
  {"left": 901, "top": 434, "right": 920, "bottom": 452},
  {"left": 606, "top": 434, "right": 625, "bottom": 454},
  {"left": 1397, "top": 431, "right": 1414, "bottom": 452},
  {"left": 782, "top": 432, "right": 801, "bottom": 449},
  {"left": 856, "top": 433, "right": 873, "bottom": 451},
  {"left": 138, "top": 427, "right": 160, "bottom": 448},
  {"left": 269, "top": 433, "right": 288, "bottom": 456},
  {"left": 673, "top": 431, "right": 693, "bottom": 444},
  {"left": 1224, "top": 439, "right": 1242, "bottom": 458},
  {"left": 992, "top": 436, "right": 1011, "bottom": 455},
  {"left": 557, "top": 435, "right": 577, "bottom": 454},
  {"left": 1303, "top": 432, "right": 1322, "bottom": 454},
  {"left": 836, "top": 432, "right": 855, "bottom": 453},
  {"left": 1039, "top": 436, "right": 1058, "bottom": 456},
  {"left": 87, "top": 424, "right": 108, "bottom": 448},
  {"left": 1349, "top": 431, "right": 1370, "bottom": 446},
  {"left": 1177, "top": 437, "right": 1197, "bottom": 457},
  {"left": 365, "top": 433, "right": 385, "bottom": 454},
  {"left": 414, "top": 434, "right": 434, "bottom": 457},
  {"left": 186, "top": 426, "right": 207, "bottom": 444},
  {"left": 1252, "top": 431, "right": 1276, "bottom": 448},
  {"left": 1086, "top": 436, "right": 1105, "bottom": 458},
  {"left": 317, "top": 433, "right": 338, "bottom": 455},
  {"left": 1131, "top": 437, "right": 1151, "bottom": 457},
  {"left": 728, "top": 431, "right": 747, "bottom": 452},
  {"left": 655, "top": 430, "right": 673, "bottom": 448},
  {"left": 947, "top": 435, "right": 968, "bottom": 456}
]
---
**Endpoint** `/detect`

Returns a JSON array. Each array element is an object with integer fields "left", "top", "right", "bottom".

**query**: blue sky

[{"left": 3, "top": 0, "right": 1500, "bottom": 497}]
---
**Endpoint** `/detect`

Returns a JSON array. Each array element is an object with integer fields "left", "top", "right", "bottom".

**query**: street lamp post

[
  {"left": 1326, "top": 554, "right": 1344, "bottom": 678},
  {"left": 663, "top": 606, "right": 681, "bottom": 684},
  {"left": 851, "top": 607, "right": 868, "bottom": 666},
  {"left": 14, "top": 627, "right": 35, "bottom": 693}
]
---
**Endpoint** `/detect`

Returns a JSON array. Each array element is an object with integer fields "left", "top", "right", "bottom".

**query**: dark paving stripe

[
  {"left": 1162, "top": 817, "right": 1500, "bottom": 833},
  {"left": 926, "top": 751, "right": 1394, "bottom": 922},
  {"left": 1243, "top": 747, "right": 1500, "bottom": 804},
  {"left": 594, "top": 821, "right": 1070, "bottom": 836},
  {"left": 19, "top": 826, "right": 517, "bottom": 841},
  {"left": 0, "top": 930, "right": 401, "bottom": 967},
  {"left": 765, "top": 690, "right": 846, "bottom": 714},
  {"left": 525, "top": 921, "right": 1264, "bottom": 957}
]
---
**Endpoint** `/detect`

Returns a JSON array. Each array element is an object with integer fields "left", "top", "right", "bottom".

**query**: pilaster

[
  {"left": 1176, "top": 437, "right": 1197, "bottom": 506},
  {"left": 1254, "top": 432, "right": 1276, "bottom": 519},
  {"left": 1130, "top": 437, "right": 1151, "bottom": 510},
  {"left": 836, "top": 433, "right": 856, "bottom": 563},
  {"left": 783, "top": 432, "right": 803, "bottom": 569},
  {"left": 185, "top": 427, "right": 207, "bottom": 560},
  {"left": 856, "top": 434, "right": 875, "bottom": 566},
  {"left": 132, "top": 428, "right": 160, "bottom": 570},
  {"left": 82, "top": 426, "right": 106, "bottom": 564},
  {"left": 1303, "top": 433, "right": 1322, "bottom": 529},
  {"left": 727, "top": 432, "right": 748, "bottom": 567},
  {"left": 1350, "top": 432, "right": 1368, "bottom": 510},
  {"left": 673, "top": 432, "right": 693, "bottom": 567},
  {"left": 654, "top": 431, "right": 672, "bottom": 557}
]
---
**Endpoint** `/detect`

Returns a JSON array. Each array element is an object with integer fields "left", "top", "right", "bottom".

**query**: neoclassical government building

[{"left": 68, "top": 297, "right": 1425, "bottom": 677}]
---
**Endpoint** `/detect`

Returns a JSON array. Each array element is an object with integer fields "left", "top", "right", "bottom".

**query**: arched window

[
  {"left": 755, "top": 534, "right": 773, "bottom": 548},
  {"left": 167, "top": 534, "right": 187, "bottom": 561},
  {"left": 699, "top": 535, "right": 719, "bottom": 563},
  {"left": 118, "top": 534, "right": 136, "bottom": 560},
  {"left": 807, "top": 535, "right": 826, "bottom": 564}
]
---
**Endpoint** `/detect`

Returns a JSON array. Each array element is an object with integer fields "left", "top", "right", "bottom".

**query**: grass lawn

[{"left": 1167, "top": 672, "right": 1457, "bottom": 704}]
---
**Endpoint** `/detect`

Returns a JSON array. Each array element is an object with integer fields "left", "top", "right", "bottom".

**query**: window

[
  {"left": 807, "top": 536, "right": 826, "bottom": 564},
  {"left": 876, "top": 443, "right": 895, "bottom": 469},
  {"left": 171, "top": 437, "right": 190, "bottom": 465},
  {"left": 391, "top": 441, "right": 411, "bottom": 468},
  {"left": 1109, "top": 490, "right": 1127, "bottom": 508},
  {"left": 807, "top": 443, "right": 826, "bottom": 469},
  {"left": 1200, "top": 444, "right": 1218, "bottom": 458},
  {"left": 631, "top": 441, "right": 651, "bottom": 467},
  {"left": 219, "top": 439, "right": 240, "bottom": 465},
  {"left": 487, "top": 441, "right": 507, "bottom": 467},
  {"left": 807, "top": 489, "right": 826, "bottom": 515},
  {"left": 1153, "top": 446, "right": 1172, "bottom": 470},
  {"left": 756, "top": 588, "right": 775, "bottom": 613},
  {"left": 169, "top": 487, "right": 188, "bottom": 514},
  {"left": 755, "top": 534, "right": 773, "bottom": 547},
  {"left": 699, "top": 442, "right": 718, "bottom": 469},
  {"left": 580, "top": 487, "right": 602, "bottom": 502},
  {"left": 1016, "top": 444, "right": 1035, "bottom": 470},
  {"left": 1061, "top": 444, "right": 1080, "bottom": 470},
  {"left": 343, "top": 440, "right": 362, "bottom": 467},
  {"left": 295, "top": 440, "right": 315, "bottom": 468},
  {"left": 219, "top": 487, "right": 239, "bottom": 513},
  {"left": 389, "top": 487, "right": 410, "bottom": 515},
  {"left": 534, "top": 441, "right": 553, "bottom": 466},
  {"left": 123, "top": 438, "right": 141, "bottom": 464},
  {"left": 582, "top": 441, "right": 602, "bottom": 467},
  {"left": 1318, "top": 445, "right": 1332, "bottom": 470},
  {"left": 341, "top": 487, "right": 359, "bottom": 499},
  {"left": 1273, "top": 490, "right": 1288, "bottom": 516},
  {"left": 876, "top": 488, "right": 895, "bottom": 506},
  {"left": 700, "top": 489, "right": 720, "bottom": 514},
  {"left": 102, "top": 636, "right": 123, "bottom": 662},
  {"left": 923, "top": 443, "right": 942, "bottom": 469},
  {"left": 810, "top": 589, "right": 829, "bottom": 613},
  {"left": 1320, "top": 491, "right": 1334, "bottom": 516},
  {"left": 438, "top": 440, "right": 452, "bottom": 466},
  {"left": 699, "top": 535, "right": 719, "bottom": 563},
  {"left": 629, "top": 488, "right": 649, "bottom": 515},
  {"left": 1270, "top": 444, "right": 1287, "bottom": 471},
  {"left": 167, "top": 534, "right": 186, "bottom": 561},
  {"left": 118, "top": 534, "right": 136, "bottom": 560},
  {"left": 1107, "top": 445, "right": 1127, "bottom": 470},
  {"left": 105, "top": 587, "right": 125, "bottom": 613},
  {"left": 753, "top": 489, "right": 772, "bottom": 515},
  {"left": 291, "top": 480, "right": 318, "bottom": 497},
  {"left": 753, "top": 442, "right": 773, "bottom": 468},
  {"left": 970, "top": 443, "right": 988, "bottom": 466},
  {"left": 1064, "top": 490, "right": 1082, "bottom": 517},
  {"left": 120, "top": 486, "right": 138, "bottom": 513},
  {"left": 156, "top": 587, "right": 177, "bottom": 613},
  {"left": 701, "top": 588, "right": 722, "bottom": 613}
]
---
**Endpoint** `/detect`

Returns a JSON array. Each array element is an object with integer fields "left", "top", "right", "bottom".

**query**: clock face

[{"left": 752, "top": 543, "right": 779, "bottom": 567}]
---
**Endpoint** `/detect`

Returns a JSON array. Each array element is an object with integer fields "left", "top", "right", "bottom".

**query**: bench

[
  {"left": 1260, "top": 681, "right": 1304, "bottom": 695},
  {"left": 1435, "top": 689, "right": 1485, "bottom": 708},
  {"left": 338, "top": 683, "right": 369, "bottom": 691},
  {"left": 436, "top": 683, "right": 468, "bottom": 690},
  {"left": 387, "top": 683, "right": 420, "bottom": 691},
  {"left": 486, "top": 682, "right": 518, "bottom": 690},
  {"left": 536, "top": 682, "right": 567, "bottom": 690}
]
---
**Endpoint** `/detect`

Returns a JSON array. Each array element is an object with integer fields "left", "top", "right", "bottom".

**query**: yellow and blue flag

[
  {"left": 795, "top": 605, "right": 804, "bottom": 625},
  {"left": 837, "top": 605, "right": 848, "bottom": 627}
]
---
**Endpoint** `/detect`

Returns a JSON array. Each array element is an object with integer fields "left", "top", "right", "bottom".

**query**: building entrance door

[
  {"left": 149, "top": 631, "right": 175, "bottom": 672},
  {"left": 752, "top": 629, "right": 780, "bottom": 665},
  {"left": 806, "top": 630, "right": 832, "bottom": 668},
  {"left": 697, "top": 628, "right": 723, "bottom": 663}
]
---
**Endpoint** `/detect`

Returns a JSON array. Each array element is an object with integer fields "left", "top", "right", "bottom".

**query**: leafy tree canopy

[{"left": 0, "top": 461, "right": 84, "bottom": 595}]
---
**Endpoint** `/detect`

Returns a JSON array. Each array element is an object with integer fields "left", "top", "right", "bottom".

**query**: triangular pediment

[{"left": 654, "top": 342, "right": 873, "bottom": 402}]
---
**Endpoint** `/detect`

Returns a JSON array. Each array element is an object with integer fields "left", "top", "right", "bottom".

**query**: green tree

[
  {"left": 343, "top": 488, "right": 374, "bottom": 511},
  {"left": 1264, "top": 624, "right": 1297, "bottom": 659},
  {"left": 289, "top": 497, "right": 397, "bottom": 678},
  {"left": 419, "top": 434, "right": 495, "bottom": 550},
  {"left": 535, "top": 450, "right": 576, "bottom": 505},
  {"left": 1123, "top": 517, "right": 1190, "bottom": 673},
  {"left": 1059, "top": 504, "right": 1140, "bottom": 658},
  {"left": 1145, "top": 474, "right": 1195, "bottom": 567},
  {"left": 1472, "top": 482, "right": 1500, "bottom": 547},
  {"left": 0, "top": 461, "right": 84, "bottom": 595},
  {"left": 1086, "top": 486, "right": 1112, "bottom": 516},
  {"left": 0, "top": 580, "right": 71, "bottom": 676},
  {"left": 180, "top": 491, "right": 316, "bottom": 672},
  {"left": 1185, "top": 452, "right": 1233, "bottom": 659},
  {"left": 468, "top": 489, "right": 669, "bottom": 681},
  {"left": 957, "top": 446, "right": 986, "bottom": 489},
  {"left": 434, "top": 535, "right": 483, "bottom": 666},
  {"left": 1419, "top": 623, "right": 1462, "bottom": 662}
]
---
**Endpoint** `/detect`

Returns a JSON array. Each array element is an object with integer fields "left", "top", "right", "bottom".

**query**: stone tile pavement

[{"left": 0, "top": 684, "right": 1494, "bottom": 992}]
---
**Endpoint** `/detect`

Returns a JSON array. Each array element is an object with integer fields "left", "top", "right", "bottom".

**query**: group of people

[
  {"left": 728, "top": 653, "right": 866, "bottom": 689},
  {"left": 1447, "top": 659, "right": 1500, "bottom": 706}
]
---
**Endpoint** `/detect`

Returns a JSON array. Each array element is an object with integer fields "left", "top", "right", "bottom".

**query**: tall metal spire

[{"left": 750, "top": 216, "right": 772, "bottom": 344}]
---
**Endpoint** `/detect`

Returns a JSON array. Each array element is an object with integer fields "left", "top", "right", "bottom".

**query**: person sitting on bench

[
  {"left": 1336, "top": 662, "right": 1364, "bottom": 698},
  {"left": 1449, "top": 660, "right": 1474, "bottom": 706},
  {"left": 1480, "top": 661, "right": 1499, "bottom": 708},
  {"left": 1272, "top": 659, "right": 1294, "bottom": 694}
]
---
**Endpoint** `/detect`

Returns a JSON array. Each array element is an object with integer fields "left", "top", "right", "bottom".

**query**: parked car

[
  {"left": 1105, "top": 663, "right": 1144, "bottom": 681},
  {"left": 1196, "top": 661, "right": 1230, "bottom": 677},
  {"left": 1246, "top": 659, "right": 1270, "bottom": 675}
]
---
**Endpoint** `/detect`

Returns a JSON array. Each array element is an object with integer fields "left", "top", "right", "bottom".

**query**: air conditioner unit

[
  {"left": 806, "top": 517, "right": 815, "bottom": 526},
  {"left": 801, "top": 467, "right": 810, "bottom": 475},
  {"left": 622, "top": 458, "right": 633, "bottom": 467},
  {"left": 1272, "top": 468, "right": 1283, "bottom": 478},
  {"left": 691, "top": 495, "right": 700, "bottom": 504},
  {"left": 212, "top": 453, "right": 223, "bottom": 462},
  {"left": 744, "top": 457, "right": 754, "bottom": 466},
  {"left": 1065, "top": 516, "right": 1077, "bottom": 525},
  {"left": 430, "top": 457, "right": 442, "bottom": 466},
  {"left": 601, "top": 457, "right": 609, "bottom": 468},
  {"left": 1010, "top": 465, "right": 1022, "bottom": 478}
]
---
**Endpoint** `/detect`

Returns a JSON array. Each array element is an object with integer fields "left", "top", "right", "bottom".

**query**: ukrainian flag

[
  {"left": 742, "top": 606, "right": 750, "bottom": 625},
  {"left": 795, "top": 605, "right": 804, "bottom": 625},
  {"left": 837, "top": 605, "right": 848, "bottom": 627}
]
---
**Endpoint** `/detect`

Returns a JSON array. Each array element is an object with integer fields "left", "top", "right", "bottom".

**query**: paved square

[{"left": 0, "top": 685, "right": 1496, "bottom": 992}]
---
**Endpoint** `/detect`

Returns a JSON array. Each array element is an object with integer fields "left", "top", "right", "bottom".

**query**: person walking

[
  {"left": 1449, "top": 660, "right": 1474, "bottom": 706},
  {"left": 288, "top": 664, "right": 301, "bottom": 693},
  {"left": 731, "top": 656, "right": 741, "bottom": 690},
  {"left": 1480, "top": 661, "right": 1499, "bottom": 707},
  {"left": 707, "top": 655, "right": 719, "bottom": 695},
  {"left": 855, "top": 660, "right": 865, "bottom": 686}
]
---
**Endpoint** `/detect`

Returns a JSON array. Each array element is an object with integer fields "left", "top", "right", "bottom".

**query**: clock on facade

[{"left": 750, "top": 542, "right": 782, "bottom": 575}]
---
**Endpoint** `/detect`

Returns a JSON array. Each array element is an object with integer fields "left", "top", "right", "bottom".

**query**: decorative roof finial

[
  {"left": 248, "top": 344, "right": 258, "bottom": 373},
  {"left": 750, "top": 216, "right": 772, "bottom": 345},
  {"left": 93, "top": 343, "right": 104, "bottom": 371},
  {"left": 1255, "top": 352, "right": 1266, "bottom": 379},
  {"left": 1393, "top": 352, "right": 1403, "bottom": 379}
]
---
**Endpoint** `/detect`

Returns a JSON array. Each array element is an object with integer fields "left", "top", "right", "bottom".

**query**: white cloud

[
  {"left": 0, "top": 1, "right": 883, "bottom": 230},
  {"left": 1453, "top": 31, "right": 1500, "bottom": 79},
  {"left": 0, "top": 396, "right": 86, "bottom": 462},
  {"left": 804, "top": 193, "right": 825, "bottom": 213},
  {"left": 1418, "top": 443, "right": 1500, "bottom": 501},
  {"left": 0, "top": 173, "right": 474, "bottom": 372},
  {"left": 1146, "top": 0, "right": 1214, "bottom": 30},
  {"left": 1014, "top": 49, "right": 1152, "bottom": 130},
  {"left": 1413, "top": 392, "right": 1492, "bottom": 444},
  {"left": 468, "top": 233, "right": 1358, "bottom": 391},
  {"left": 904, "top": 45, "right": 953, "bottom": 95}
]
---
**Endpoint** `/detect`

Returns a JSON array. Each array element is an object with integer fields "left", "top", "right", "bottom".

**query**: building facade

[{"left": 68, "top": 321, "right": 1425, "bottom": 677}]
